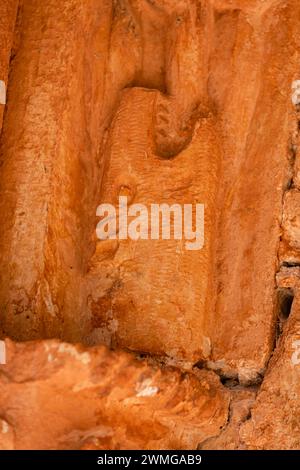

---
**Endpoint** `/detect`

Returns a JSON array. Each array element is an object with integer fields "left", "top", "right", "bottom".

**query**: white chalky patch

[
  {"left": 291, "top": 340, "right": 300, "bottom": 366},
  {"left": 292, "top": 80, "right": 300, "bottom": 106},
  {"left": 60, "top": 426, "right": 113, "bottom": 444},
  {"left": 47, "top": 353, "right": 53, "bottom": 363},
  {"left": 292, "top": 80, "right": 300, "bottom": 89},
  {"left": 0, "top": 81, "right": 6, "bottom": 105},
  {"left": 136, "top": 378, "right": 159, "bottom": 397},
  {"left": 43, "top": 280, "right": 58, "bottom": 317},
  {"left": 1, "top": 421, "right": 9, "bottom": 434},
  {"left": 202, "top": 336, "right": 211, "bottom": 358},
  {"left": 137, "top": 386, "right": 158, "bottom": 397},
  {"left": 57, "top": 343, "right": 91, "bottom": 365},
  {"left": 0, "top": 341, "right": 6, "bottom": 364}
]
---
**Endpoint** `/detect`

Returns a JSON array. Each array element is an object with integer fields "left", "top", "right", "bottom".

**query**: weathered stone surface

[
  {"left": 200, "top": 388, "right": 257, "bottom": 450},
  {"left": 0, "top": 0, "right": 300, "bottom": 450},
  {"left": 239, "top": 293, "right": 300, "bottom": 449},
  {"left": 0, "top": 0, "right": 114, "bottom": 342},
  {"left": 208, "top": 0, "right": 300, "bottom": 381},
  {"left": 0, "top": 339, "right": 229, "bottom": 450},
  {"left": 280, "top": 190, "right": 300, "bottom": 264},
  {"left": 0, "top": 0, "right": 297, "bottom": 374},
  {"left": 89, "top": 87, "right": 220, "bottom": 363},
  {"left": 0, "top": 0, "right": 18, "bottom": 130}
]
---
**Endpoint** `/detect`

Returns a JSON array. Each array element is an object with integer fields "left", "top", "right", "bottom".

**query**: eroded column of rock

[
  {"left": 206, "top": 0, "right": 300, "bottom": 383},
  {"left": 0, "top": 0, "right": 19, "bottom": 131},
  {"left": 0, "top": 339, "right": 229, "bottom": 450},
  {"left": 243, "top": 92, "right": 300, "bottom": 448},
  {"left": 280, "top": 98, "right": 300, "bottom": 265},
  {"left": 87, "top": 87, "right": 220, "bottom": 362},
  {"left": 0, "top": 0, "right": 113, "bottom": 341},
  {"left": 82, "top": 0, "right": 221, "bottom": 359}
]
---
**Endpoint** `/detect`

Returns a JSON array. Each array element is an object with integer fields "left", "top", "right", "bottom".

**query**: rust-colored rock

[
  {"left": 0, "top": 0, "right": 300, "bottom": 450},
  {"left": 240, "top": 292, "right": 300, "bottom": 449},
  {"left": 0, "top": 0, "right": 18, "bottom": 131},
  {"left": 88, "top": 87, "right": 220, "bottom": 363},
  {"left": 0, "top": 339, "right": 229, "bottom": 450}
]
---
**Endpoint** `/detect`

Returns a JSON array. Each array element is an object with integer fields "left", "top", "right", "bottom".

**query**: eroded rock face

[
  {"left": 0, "top": 339, "right": 229, "bottom": 450},
  {"left": 0, "top": 0, "right": 19, "bottom": 129},
  {"left": 0, "top": 0, "right": 300, "bottom": 450},
  {"left": 87, "top": 87, "right": 220, "bottom": 363},
  {"left": 240, "top": 293, "right": 300, "bottom": 450}
]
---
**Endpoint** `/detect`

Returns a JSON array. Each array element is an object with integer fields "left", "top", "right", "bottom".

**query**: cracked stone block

[
  {"left": 200, "top": 389, "right": 257, "bottom": 450},
  {"left": 240, "top": 292, "right": 300, "bottom": 449}
]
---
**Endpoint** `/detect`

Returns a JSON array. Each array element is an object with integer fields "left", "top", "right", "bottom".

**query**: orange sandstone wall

[{"left": 0, "top": 0, "right": 300, "bottom": 450}]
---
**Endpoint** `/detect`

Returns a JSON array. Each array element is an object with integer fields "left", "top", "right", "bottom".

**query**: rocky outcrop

[{"left": 1, "top": 0, "right": 300, "bottom": 450}]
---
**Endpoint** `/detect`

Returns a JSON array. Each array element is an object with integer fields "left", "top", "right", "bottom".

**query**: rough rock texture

[
  {"left": 89, "top": 87, "right": 220, "bottom": 362},
  {"left": 0, "top": 0, "right": 19, "bottom": 130},
  {"left": 239, "top": 292, "right": 300, "bottom": 450},
  {"left": 0, "top": 339, "right": 229, "bottom": 450},
  {"left": 0, "top": 0, "right": 300, "bottom": 450}
]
